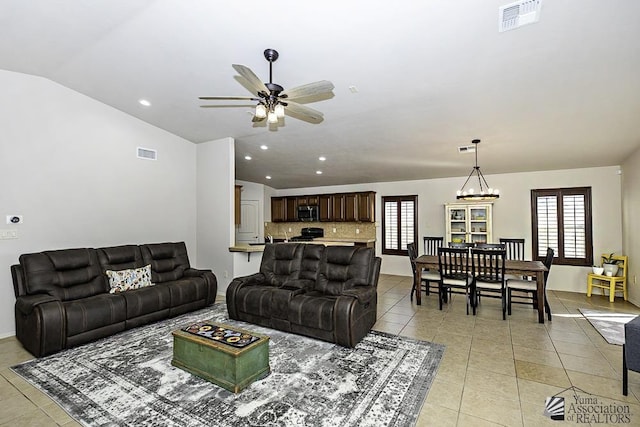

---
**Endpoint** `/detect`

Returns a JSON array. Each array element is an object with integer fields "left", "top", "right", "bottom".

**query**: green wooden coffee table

[{"left": 171, "top": 322, "right": 270, "bottom": 393}]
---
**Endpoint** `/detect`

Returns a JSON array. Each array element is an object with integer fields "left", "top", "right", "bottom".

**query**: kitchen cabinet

[
  {"left": 285, "top": 197, "right": 298, "bottom": 222},
  {"left": 319, "top": 194, "right": 332, "bottom": 221},
  {"left": 270, "top": 191, "right": 376, "bottom": 223},
  {"left": 356, "top": 191, "right": 375, "bottom": 222},
  {"left": 271, "top": 197, "right": 286, "bottom": 222},
  {"left": 344, "top": 193, "right": 357, "bottom": 222},
  {"left": 332, "top": 194, "right": 345, "bottom": 221},
  {"left": 445, "top": 203, "right": 493, "bottom": 245}
]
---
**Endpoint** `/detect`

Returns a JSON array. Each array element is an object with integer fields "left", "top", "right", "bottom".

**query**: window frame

[
  {"left": 381, "top": 195, "right": 418, "bottom": 256},
  {"left": 530, "top": 187, "right": 593, "bottom": 266}
]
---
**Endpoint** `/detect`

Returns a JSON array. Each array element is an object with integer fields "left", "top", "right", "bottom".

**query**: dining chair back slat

[
  {"left": 499, "top": 238, "right": 525, "bottom": 260},
  {"left": 423, "top": 236, "right": 444, "bottom": 256}
]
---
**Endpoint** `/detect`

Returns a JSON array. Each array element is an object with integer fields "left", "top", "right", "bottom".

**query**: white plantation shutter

[
  {"left": 563, "top": 194, "right": 586, "bottom": 259},
  {"left": 384, "top": 201, "right": 398, "bottom": 251},
  {"left": 536, "top": 196, "right": 558, "bottom": 257},
  {"left": 532, "top": 188, "right": 592, "bottom": 266},
  {"left": 382, "top": 196, "right": 418, "bottom": 255}
]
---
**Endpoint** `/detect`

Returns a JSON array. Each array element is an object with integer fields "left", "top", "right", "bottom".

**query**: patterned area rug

[
  {"left": 579, "top": 308, "right": 638, "bottom": 345},
  {"left": 12, "top": 304, "right": 444, "bottom": 426}
]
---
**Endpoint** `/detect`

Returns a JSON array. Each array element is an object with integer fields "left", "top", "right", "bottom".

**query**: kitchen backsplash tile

[{"left": 264, "top": 222, "right": 376, "bottom": 240}]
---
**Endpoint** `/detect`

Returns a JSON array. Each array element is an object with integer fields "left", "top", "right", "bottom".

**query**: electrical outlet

[
  {"left": 224, "top": 270, "right": 229, "bottom": 278},
  {"left": 0, "top": 230, "right": 18, "bottom": 239},
  {"left": 332, "top": 228, "right": 337, "bottom": 233},
  {"left": 635, "top": 275, "right": 637, "bottom": 285},
  {"left": 356, "top": 228, "right": 360, "bottom": 234},
  {"left": 288, "top": 227, "right": 292, "bottom": 232}
]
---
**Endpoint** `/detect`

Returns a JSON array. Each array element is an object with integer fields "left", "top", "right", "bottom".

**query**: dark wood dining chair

[
  {"left": 408, "top": 242, "right": 440, "bottom": 302},
  {"left": 499, "top": 238, "right": 525, "bottom": 260},
  {"left": 471, "top": 248, "right": 507, "bottom": 319},
  {"left": 437, "top": 247, "right": 472, "bottom": 314},
  {"left": 422, "top": 236, "right": 443, "bottom": 295},
  {"left": 506, "top": 247, "right": 554, "bottom": 320}
]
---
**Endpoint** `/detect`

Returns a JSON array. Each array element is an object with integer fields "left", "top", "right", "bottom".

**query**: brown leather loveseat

[
  {"left": 11, "top": 242, "right": 217, "bottom": 357},
  {"left": 226, "top": 243, "right": 381, "bottom": 347}
]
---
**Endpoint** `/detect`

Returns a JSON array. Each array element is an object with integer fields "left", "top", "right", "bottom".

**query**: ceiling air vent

[
  {"left": 137, "top": 147, "right": 157, "bottom": 160},
  {"left": 499, "top": 0, "right": 542, "bottom": 33},
  {"left": 458, "top": 145, "right": 476, "bottom": 154}
]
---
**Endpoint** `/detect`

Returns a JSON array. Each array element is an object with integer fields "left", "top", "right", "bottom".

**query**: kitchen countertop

[{"left": 229, "top": 238, "right": 375, "bottom": 253}]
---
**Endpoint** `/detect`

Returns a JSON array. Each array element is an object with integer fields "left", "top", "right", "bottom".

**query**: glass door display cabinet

[{"left": 445, "top": 203, "right": 493, "bottom": 245}]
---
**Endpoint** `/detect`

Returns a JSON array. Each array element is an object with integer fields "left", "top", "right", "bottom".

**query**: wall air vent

[
  {"left": 458, "top": 145, "right": 476, "bottom": 154},
  {"left": 499, "top": 0, "right": 541, "bottom": 33},
  {"left": 137, "top": 147, "right": 157, "bottom": 160}
]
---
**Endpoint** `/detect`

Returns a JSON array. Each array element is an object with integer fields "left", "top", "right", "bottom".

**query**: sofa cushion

[
  {"left": 97, "top": 245, "right": 145, "bottom": 271},
  {"left": 300, "top": 244, "right": 324, "bottom": 281},
  {"left": 64, "top": 293, "right": 126, "bottom": 337},
  {"left": 315, "top": 246, "right": 374, "bottom": 296},
  {"left": 289, "top": 291, "right": 336, "bottom": 331},
  {"left": 106, "top": 265, "right": 153, "bottom": 294},
  {"left": 141, "top": 242, "right": 191, "bottom": 283},
  {"left": 234, "top": 285, "right": 275, "bottom": 318},
  {"left": 120, "top": 284, "right": 171, "bottom": 318},
  {"left": 260, "top": 243, "right": 305, "bottom": 286},
  {"left": 20, "top": 249, "right": 107, "bottom": 300},
  {"left": 161, "top": 277, "right": 209, "bottom": 307}
]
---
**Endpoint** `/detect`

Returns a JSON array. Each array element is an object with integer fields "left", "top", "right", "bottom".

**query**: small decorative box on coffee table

[{"left": 171, "top": 322, "right": 270, "bottom": 393}]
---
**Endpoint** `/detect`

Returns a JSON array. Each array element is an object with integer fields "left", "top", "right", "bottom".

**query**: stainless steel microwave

[{"left": 297, "top": 205, "right": 319, "bottom": 222}]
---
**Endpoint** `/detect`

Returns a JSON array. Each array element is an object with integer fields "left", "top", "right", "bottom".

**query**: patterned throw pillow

[{"left": 106, "top": 265, "right": 154, "bottom": 294}]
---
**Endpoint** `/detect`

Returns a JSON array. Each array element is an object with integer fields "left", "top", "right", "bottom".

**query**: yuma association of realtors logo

[{"left": 544, "top": 386, "right": 632, "bottom": 423}]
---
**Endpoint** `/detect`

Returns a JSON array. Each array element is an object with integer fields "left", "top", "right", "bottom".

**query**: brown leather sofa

[
  {"left": 11, "top": 242, "right": 217, "bottom": 357},
  {"left": 226, "top": 243, "right": 381, "bottom": 347}
]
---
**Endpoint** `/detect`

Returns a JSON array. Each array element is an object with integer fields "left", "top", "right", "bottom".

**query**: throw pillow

[{"left": 106, "top": 265, "right": 153, "bottom": 294}]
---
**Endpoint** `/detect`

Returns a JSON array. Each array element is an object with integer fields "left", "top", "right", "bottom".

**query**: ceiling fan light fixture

[
  {"left": 255, "top": 104, "right": 267, "bottom": 119},
  {"left": 268, "top": 110, "right": 278, "bottom": 124},
  {"left": 456, "top": 139, "right": 500, "bottom": 202},
  {"left": 275, "top": 104, "right": 285, "bottom": 118}
]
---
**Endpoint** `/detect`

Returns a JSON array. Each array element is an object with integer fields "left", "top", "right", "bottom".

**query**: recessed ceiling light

[
  {"left": 244, "top": 155, "right": 252, "bottom": 160},
  {"left": 138, "top": 99, "right": 151, "bottom": 107},
  {"left": 319, "top": 156, "right": 326, "bottom": 161},
  {"left": 316, "top": 171, "right": 323, "bottom": 175},
  {"left": 260, "top": 145, "right": 268, "bottom": 150},
  {"left": 265, "top": 175, "right": 272, "bottom": 180}
]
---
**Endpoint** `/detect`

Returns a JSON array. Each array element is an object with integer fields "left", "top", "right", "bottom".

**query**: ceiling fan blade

[
  {"left": 281, "top": 80, "right": 335, "bottom": 100},
  {"left": 232, "top": 64, "right": 269, "bottom": 96},
  {"left": 199, "top": 96, "right": 259, "bottom": 101},
  {"left": 200, "top": 104, "right": 256, "bottom": 108},
  {"left": 284, "top": 101, "right": 324, "bottom": 123}
]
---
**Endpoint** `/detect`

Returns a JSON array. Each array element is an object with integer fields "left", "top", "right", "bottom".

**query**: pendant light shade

[{"left": 456, "top": 139, "right": 500, "bottom": 201}]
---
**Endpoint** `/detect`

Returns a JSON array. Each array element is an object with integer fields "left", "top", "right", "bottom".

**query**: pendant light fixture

[{"left": 456, "top": 139, "right": 500, "bottom": 201}]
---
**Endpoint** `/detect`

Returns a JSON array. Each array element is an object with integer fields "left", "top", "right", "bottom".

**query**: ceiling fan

[{"left": 199, "top": 49, "right": 334, "bottom": 125}]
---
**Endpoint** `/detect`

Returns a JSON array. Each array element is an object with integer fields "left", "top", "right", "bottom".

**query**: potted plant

[{"left": 601, "top": 253, "right": 620, "bottom": 276}]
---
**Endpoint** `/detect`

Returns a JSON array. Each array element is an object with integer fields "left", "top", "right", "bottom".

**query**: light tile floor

[{"left": 1, "top": 274, "right": 639, "bottom": 426}]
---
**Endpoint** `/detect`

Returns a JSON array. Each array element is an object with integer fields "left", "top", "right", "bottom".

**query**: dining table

[{"left": 413, "top": 254, "right": 549, "bottom": 323}]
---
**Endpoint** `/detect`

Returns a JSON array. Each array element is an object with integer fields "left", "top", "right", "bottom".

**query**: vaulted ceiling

[{"left": 2, "top": 1, "right": 639, "bottom": 188}]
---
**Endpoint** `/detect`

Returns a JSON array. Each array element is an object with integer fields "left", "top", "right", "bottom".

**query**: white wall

[
  {"left": 0, "top": 70, "right": 198, "bottom": 337},
  {"left": 622, "top": 147, "right": 640, "bottom": 306},
  {"left": 196, "top": 138, "right": 235, "bottom": 295},
  {"left": 272, "top": 165, "right": 623, "bottom": 294}
]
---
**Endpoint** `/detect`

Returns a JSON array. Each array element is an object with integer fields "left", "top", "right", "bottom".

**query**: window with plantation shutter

[
  {"left": 382, "top": 195, "right": 418, "bottom": 256},
  {"left": 531, "top": 187, "right": 592, "bottom": 266}
]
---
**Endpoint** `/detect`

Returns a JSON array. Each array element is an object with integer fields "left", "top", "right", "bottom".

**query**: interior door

[{"left": 236, "top": 200, "right": 260, "bottom": 244}]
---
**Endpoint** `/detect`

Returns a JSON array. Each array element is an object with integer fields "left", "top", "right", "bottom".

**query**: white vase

[
  {"left": 603, "top": 263, "right": 618, "bottom": 276},
  {"left": 592, "top": 266, "right": 604, "bottom": 275}
]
